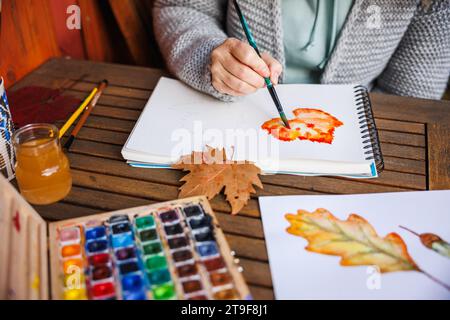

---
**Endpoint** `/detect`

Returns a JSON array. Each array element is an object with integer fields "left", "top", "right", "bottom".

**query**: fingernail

[{"left": 272, "top": 73, "right": 279, "bottom": 85}]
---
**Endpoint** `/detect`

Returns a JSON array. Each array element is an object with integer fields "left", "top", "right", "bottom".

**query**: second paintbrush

[{"left": 64, "top": 80, "right": 109, "bottom": 150}]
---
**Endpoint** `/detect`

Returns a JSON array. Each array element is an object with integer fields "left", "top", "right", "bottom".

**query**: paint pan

[
  {"left": 135, "top": 216, "right": 155, "bottom": 229},
  {"left": 213, "top": 288, "right": 238, "bottom": 300},
  {"left": 142, "top": 242, "right": 163, "bottom": 255},
  {"left": 182, "top": 205, "right": 205, "bottom": 218},
  {"left": 152, "top": 283, "right": 176, "bottom": 300},
  {"left": 159, "top": 210, "right": 180, "bottom": 224},
  {"left": 115, "top": 247, "right": 135, "bottom": 261},
  {"left": 196, "top": 242, "right": 219, "bottom": 258},
  {"left": 193, "top": 229, "right": 215, "bottom": 242},
  {"left": 176, "top": 263, "right": 198, "bottom": 278},
  {"left": 203, "top": 257, "right": 226, "bottom": 272},
  {"left": 139, "top": 229, "right": 158, "bottom": 242},
  {"left": 147, "top": 268, "right": 172, "bottom": 286},
  {"left": 210, "top": 271, "right": 233, "bottom": 287},
  {"left": 60, "top": 227, "right": 81, "bottom": 243},
  {"left": 145, "top": 254, "right": 168, "bottom": 271},
  {"left": 172, "top": 249, "right": 193, "bottom": 263},
  {"left": 168, "top": 236, "right": 189, "bottom": 250},
  {"left": 85, "top": 226, "right": 106, "bottom": 241},
  {"left": 88, "top": 253, "right": 110, "bottom": 266},
  {"left": 164, "top": 223, "right": 184, "bottom": 236},
  {"left": 182, "top": 278, "right": 203, "bottom": 294},
  {"left": 188, "top": 215, "right": 212, "bottom": 230}
]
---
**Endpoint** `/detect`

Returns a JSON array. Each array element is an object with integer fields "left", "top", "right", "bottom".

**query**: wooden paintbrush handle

[{"left": 71, "top": 80, "right": 108, "bottom": 137}]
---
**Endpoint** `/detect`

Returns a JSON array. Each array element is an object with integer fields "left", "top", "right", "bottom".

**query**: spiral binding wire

[{"left": 354, "top": 85, "right": 384, "bottom": 174}]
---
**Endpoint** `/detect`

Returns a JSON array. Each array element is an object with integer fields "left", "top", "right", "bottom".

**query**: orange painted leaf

[
  {"left": 172, "top": 147, "right": 263, "bottom": 215},
  {"left": 262, "top": 108, "right": 343, "bottom": 143},
  {"left": 285, "top": 208, "right": 419, "bottom": 273}
]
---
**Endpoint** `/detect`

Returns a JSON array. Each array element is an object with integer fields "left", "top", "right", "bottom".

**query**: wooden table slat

[
  {"left": 374, "top": 118, "right": 425, "bottom": 135},
  {"left": 67, "top": 124, "right": 427, "bottom": 172},
  {"left": 66, "top": 149, "right": 425, "bottom": 202},
  {"left": 71, "top": 81, "right": 152, "bottom": 100},
  {"left": 66, "top": 89, "right": 149, "bottom": 110},
  {"left": 35, "top": 202, "right": 100, "bottom": 221},
  {"left": 240, "top": 259, "right": 273, "bottom": 287},
  {"left": 248, "top": 286, "right": 274, "bottom": 300},
  {"left": 428, "top": 123, "right": 450, "bottom": 189},
  {"left": 33, "top": 58, "right": 168, "bottom": 90},
  {"left": 62, "top": 185, "right": 266, "bottom": 239}
]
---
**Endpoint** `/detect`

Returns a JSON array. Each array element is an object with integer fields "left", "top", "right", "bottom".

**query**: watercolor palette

[
  {"left": 0, "top": 174, "right": 250, "bottom": 300},
  {"left": 49, "top": 197, "right": 250, "bottom": 300}
]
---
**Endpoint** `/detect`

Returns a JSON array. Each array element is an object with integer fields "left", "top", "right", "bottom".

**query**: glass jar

[{"left": 13, "top": 124, "right": 72, "bottom": 205}]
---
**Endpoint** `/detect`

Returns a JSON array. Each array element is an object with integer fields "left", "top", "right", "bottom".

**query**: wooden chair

[{"left": 108, "top": 0, "right": 164, "bottom": 68}]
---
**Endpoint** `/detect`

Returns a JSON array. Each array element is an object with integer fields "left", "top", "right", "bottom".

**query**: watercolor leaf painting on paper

[
  {"left": 285, "top": 208, "right": 450, "bottom": 290},
  {"left": 285, "top": 208, "right": 418, "bottom": 272},
  {"left": 262, "top": 108, "right": 343, "bottom": 143}
]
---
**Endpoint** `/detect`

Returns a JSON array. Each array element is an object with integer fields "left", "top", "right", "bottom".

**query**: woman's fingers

[
  {"left": 212, "top": 62, "right": 258, "bottom": 95},
  {"left": 228, "top": 40, "right": 270, "bottom": 78},
  {"left": 210, "top": 38, "right": 282, "bottom": 96},
  {"left": 261, "top": 52, "right": 283, "bottom": 85},
  {"left": 221, "top": 53, "right": 265, "bottom": 89},
  {"left": 211, "top": 78, "right": 245, "bottom": 97}
]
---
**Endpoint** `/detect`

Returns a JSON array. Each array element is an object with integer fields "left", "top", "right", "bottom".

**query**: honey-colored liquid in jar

[{"left": 14, "top": 124, "right": 72, "bottom": 205}]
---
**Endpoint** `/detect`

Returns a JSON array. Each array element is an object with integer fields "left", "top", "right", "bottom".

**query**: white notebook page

[{"left": 123, "top": 78, "right": 370, "bottom": 171}]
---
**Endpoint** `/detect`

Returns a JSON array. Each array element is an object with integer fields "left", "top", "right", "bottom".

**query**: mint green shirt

[{"left": 282, "top": 0, "right": 354, "bottom": 84}]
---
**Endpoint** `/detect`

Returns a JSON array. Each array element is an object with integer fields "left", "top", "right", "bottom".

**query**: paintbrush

[
  {"left": 59, "top": 87, "right": 98, "bottom": 139},
  {"left": 64, "top": 80, "right": 108, "bottom": 150},
  {"left": 233, "top": 0, "right": 290, "bottom": 128}
]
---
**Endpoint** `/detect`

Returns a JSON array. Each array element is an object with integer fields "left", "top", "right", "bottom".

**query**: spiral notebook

[{"left": 122, "top": 77, "right": 384, "bottom": 178}]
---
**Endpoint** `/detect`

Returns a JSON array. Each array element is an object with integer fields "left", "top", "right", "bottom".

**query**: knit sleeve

[
  {"left": 376, "top": 0, "right": 450, "bottom": 100},
  {"left": 153, "top": 0, "right": 235, "bottom": 101}
]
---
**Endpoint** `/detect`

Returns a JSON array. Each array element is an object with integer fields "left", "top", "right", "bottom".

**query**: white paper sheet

[
  {"left": 259, "top": 191, "right": 450, "bottom": 300},
  {"left": 123, "top": 78, "right": 373, "bottom": 175}
]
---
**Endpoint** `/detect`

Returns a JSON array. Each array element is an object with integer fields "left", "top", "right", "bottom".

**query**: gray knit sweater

[{"left": 153, "top": 0, "right": 450, "bottom": 101}]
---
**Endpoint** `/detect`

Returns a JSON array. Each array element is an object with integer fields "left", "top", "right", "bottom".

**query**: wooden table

[{"left": 11, "top": 58, "right": 450, "bottom": 300}]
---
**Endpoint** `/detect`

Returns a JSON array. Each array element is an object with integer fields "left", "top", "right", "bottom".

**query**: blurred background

[
  {"left": 0, "top": 0, "right": 163, "bottom": 89},
  {"left": 0, "top": 0, "right": 448, "bottom": 98}
]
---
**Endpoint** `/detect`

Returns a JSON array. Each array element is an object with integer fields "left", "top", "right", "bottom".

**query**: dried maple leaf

[
  {"left": 262, "top": 108, "right": 343, "bottom": 143},
  {"left": 172, "top": 147, "right": 263, "bottom": 215},
  {"left": 285, "top": 208, "right": 418, "bottom": 273}
]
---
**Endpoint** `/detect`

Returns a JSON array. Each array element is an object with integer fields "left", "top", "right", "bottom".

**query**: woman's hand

[{"left": 210, "top": 38, "right": 282, "bottom": 96}]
